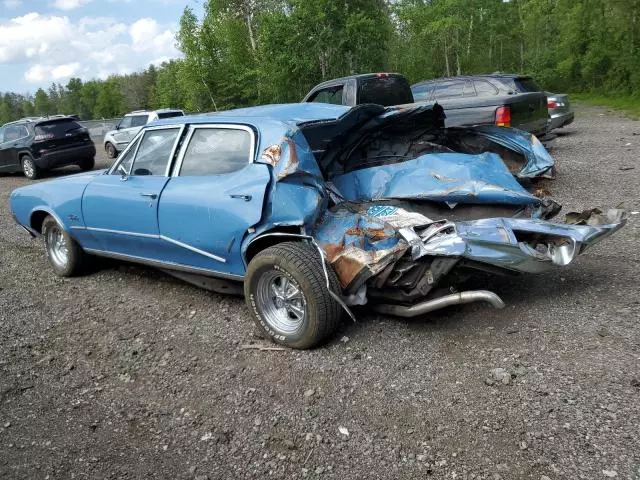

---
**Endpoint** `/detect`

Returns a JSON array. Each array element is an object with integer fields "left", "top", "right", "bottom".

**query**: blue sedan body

[{"left": 9, "top": 103, "right": 625, "bottom": 313}]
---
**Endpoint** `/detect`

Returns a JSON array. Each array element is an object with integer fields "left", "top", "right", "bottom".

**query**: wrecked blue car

[{"left": 9, "top": 103, "right": 626, "bottom": 348}]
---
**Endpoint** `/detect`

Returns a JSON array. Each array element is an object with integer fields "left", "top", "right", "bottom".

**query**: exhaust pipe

[{"left": 372, "top": 290, "right": 505, "bottom": 318}]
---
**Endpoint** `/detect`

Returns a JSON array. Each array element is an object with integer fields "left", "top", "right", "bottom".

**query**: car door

[
  {"left": 112, "top": 116, "right": 132, "bottom": 148},
  {"left": 81, "top": 125, "right": 184, "bottom": 258},
  {"left": 126, "top": 114, "right": 150, "bottom": 142},
  {"left": 157, "top": 124, "right": 271, "bottom": 277},
  {"left": 0, "top": 124, "right": 28, "bottom": 172}
]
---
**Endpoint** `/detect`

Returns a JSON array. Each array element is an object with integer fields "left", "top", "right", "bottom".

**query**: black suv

[{"left": 0, "top": 116, "right": 96, "bottom": 179}]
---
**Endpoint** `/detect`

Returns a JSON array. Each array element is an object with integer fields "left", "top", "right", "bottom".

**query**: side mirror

[{"left": 114, "top": 122, "right": 121, "bottom": 130}]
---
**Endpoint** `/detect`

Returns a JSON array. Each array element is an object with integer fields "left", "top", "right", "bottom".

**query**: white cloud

[
  {"left": 0, "top": 12, "right": 181, "bottom": 86},
  {"left": 3, "top": 0, "right": 22, "bottom": 8},
  {"left": 50, "top": 0, "right": 93, "bottom": 10}
]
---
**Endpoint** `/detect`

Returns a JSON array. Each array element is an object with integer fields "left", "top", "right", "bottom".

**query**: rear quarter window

[
  {"left": 358, "top": 76, "right": 413, "bottom": 106},
  {"left": 179, "top": 128, "right": 252, "bottom": 176},
  {"left": 310, "top": 86, "right": 344, "bottom": 105},
  {"left": 411, "top": 84, "right": 435, "bottom": 102}
]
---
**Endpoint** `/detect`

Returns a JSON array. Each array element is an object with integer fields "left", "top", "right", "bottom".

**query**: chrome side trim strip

[
  {"left": 82, "top": 226, "right": 159, "bottom": 239},
  {"left": 75, "top": 227, "right": 227, "bottom": 263},
  {"left": 83, "top": 248, "right": 242, "bottom": 280},
  {"left": 159, "top": 235, "right": 226, "bottom": 263}
]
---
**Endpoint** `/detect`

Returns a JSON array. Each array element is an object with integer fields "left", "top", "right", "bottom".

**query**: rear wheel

[
  {"left": 21, "top": 155, "right": 40, "bottom": 180},
  {"left": 245, "top": 242, "right": 342, "bottom": 349},
  {"left": 105, "top": 142, "right": 117, "bottom": 159},
  {"left": 78, "top": 157, "right": 95, "bottom": 171},
  {"left": 42, "top": 216, "right": 87, "bottom": 277}
]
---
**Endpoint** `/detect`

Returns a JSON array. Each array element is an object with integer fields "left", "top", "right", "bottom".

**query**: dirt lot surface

[{"left": 1, "top": 106, "right": 639, "bottom": 480}]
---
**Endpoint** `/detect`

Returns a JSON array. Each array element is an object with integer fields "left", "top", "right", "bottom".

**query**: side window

[
  {"left": 130, "top": 128, "right": 180, "bottom": 176},
  {"left": 130, "top": 115, "right": 149, "bottom": 127},
  {"left": 310, "top": 86, "right": 344, "bottom": 105},
  {"left": 111, "top": 135, "right": 141, "bottom": 174},
  {"left": 5, "top": 125, "right": 28, "bottom": 141},
  {"left": 118, "top": 116, "right": 132, "bottom": 129},
  {"left": 432, "top": 81, "right": 467, "bottom": 99},
  {"left": 0, "top": 126, "right": 4, "bottom": 143},
  {"left": 474, "top": 80, "right": 499, "bottom": 96},
  {"left": 179, "top": 128, "right": 252, "bottom": 176}
]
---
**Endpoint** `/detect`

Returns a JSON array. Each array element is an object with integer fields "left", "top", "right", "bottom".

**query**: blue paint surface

[{"left": 332, "top": 152, "right": 540, "bottom": 205}]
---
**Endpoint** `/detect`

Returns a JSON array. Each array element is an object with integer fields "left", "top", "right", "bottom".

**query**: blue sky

[{"left": 0, "top": 0, "right": 202, "bottom": 94}]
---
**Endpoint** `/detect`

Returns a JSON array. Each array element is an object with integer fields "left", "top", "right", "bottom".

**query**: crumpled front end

[{"left": 312, "top": 203, "right": 627, "bottom": 314}]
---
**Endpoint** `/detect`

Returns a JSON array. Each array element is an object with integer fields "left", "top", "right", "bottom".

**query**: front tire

[
  {"left": 21, "top": 155, "right": 40, "bottom": 180},
  {"left": 105, "top": 142, "right": 117, "bottom": 159},
  {"left": 245, "top": 241, "right": 343, "bottom": 349},
  {"left": 42, "top": 216, "right": 87, "bottom": 277},
  {"left": 78, "top": 157, "right": 95, "bottom": 171}
]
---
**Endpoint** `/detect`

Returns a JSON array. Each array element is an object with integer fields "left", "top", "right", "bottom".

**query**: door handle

[
  {"left": 140, "top": 193, "right": 157, "bottom": 199},
  {"left": 230, "top": 194, "right": 252, "bottom": 201}
]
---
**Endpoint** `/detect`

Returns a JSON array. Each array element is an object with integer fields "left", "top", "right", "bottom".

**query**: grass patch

[{"left": 571, "top": 93, "right": 640, "bottom": 119}]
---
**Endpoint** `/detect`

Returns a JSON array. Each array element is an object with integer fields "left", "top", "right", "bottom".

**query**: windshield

[{"left": 513, "top": 77, "right": 542, "bottom": 92}]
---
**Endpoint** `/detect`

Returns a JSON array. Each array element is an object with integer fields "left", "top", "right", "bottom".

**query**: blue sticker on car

[{"left": 367, "top": 205, "right": 398, "bottom": 217}]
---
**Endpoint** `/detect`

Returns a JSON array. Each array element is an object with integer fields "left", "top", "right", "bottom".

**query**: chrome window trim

[
  {"left": 171, "top": 123, "right": 257, "bottom": 177},
  {"left": 108, "top": 124, "right": 185, "bottom": 176},
  {"left": 83, "top": 248, "right": 242, "bottom": 280}
]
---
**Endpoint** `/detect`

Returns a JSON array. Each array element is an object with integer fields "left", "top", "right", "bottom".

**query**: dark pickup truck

[{"left": 302, "top": 73, "right": 549, "bottom": 138}]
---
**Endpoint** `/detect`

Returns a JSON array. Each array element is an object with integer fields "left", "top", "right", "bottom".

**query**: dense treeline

[{"left": 2, "top": 0, "right": 640, "bottom": 123}]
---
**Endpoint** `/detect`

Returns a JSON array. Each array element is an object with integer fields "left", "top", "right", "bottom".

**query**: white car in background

[{"left": 103, "top": 108, "right": 184, "bottom": 158}]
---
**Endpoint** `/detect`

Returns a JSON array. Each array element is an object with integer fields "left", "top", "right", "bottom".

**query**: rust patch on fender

[{"left": 261, "top": 144, "right": 282, "bottom": 166}]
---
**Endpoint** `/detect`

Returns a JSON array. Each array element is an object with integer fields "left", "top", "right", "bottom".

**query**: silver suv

[{"left": 103, "top": 109, "right": 184, "bottom": 158}]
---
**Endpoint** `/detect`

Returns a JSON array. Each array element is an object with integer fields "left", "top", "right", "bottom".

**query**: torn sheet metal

[
  {"left": 449, "top": 125, "right": 556, "bottom": 179},
  {"left": 331, "top": 152, "right": 541, "bottom": 205},
  {"left": 312, "top": 204, "right": 431, "bottom": 291},
  {"left": 417, "top": 209, "right": 627, "bottom": 274}
]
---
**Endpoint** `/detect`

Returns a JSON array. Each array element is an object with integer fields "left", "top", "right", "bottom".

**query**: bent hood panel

[{"left": 330, "top": 152, "right": 541, "bottom": 206}]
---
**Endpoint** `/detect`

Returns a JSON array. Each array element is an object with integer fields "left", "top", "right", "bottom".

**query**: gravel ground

[{"left": 0, "top": 106, "right": 639, "bottom": 480}]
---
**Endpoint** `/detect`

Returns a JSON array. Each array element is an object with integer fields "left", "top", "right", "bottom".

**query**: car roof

[
  {"left": 310, "top": 72, "right": 405, "bottom": 90},
  {"left": 124, "top": 108, "right": 183, "bottom": 116},
  {"left": 2, "top": 115, "right": 77, "bottom": 127},
  {"left": 149, "top": 103, "right": 352, "bottom": 128},
  {"left": 412, "top": 74, "right": 529, "bottom": 87}
]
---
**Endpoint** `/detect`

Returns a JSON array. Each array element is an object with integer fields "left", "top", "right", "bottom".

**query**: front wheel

[
  {"left": 42, "top": 216, "right": 87, "bottom": 277},
  {"left": 244, "top": 242, "right": 343, "bottom": 349},
  {"left": 105, "top": 142, "right": 117, "bottom": 159}
]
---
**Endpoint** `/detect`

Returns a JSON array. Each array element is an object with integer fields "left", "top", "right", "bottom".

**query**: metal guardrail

[{"left": 78, "top": 118, "right": 122, "bottom": 142}]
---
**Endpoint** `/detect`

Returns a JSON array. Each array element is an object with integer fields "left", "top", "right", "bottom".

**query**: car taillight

[
  {"left": 548, "top": 100, "right": 559, "bottom": 109},
  {"left": 495, "top": 106, "right": 511, "bottom": 127}
]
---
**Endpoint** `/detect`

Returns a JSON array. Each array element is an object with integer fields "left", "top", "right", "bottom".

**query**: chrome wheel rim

[
  {"left": 255, "top": 270, "right": 307, "bottom": 335},
  {"left": 23, "top": 158, "right": 35, "bottom": 177},
  {"left": 46, "top": 225, "right": 69, "bottom": 268},
  {"left": 106, "top": 145, "right": 115, "bottom": 158}
]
